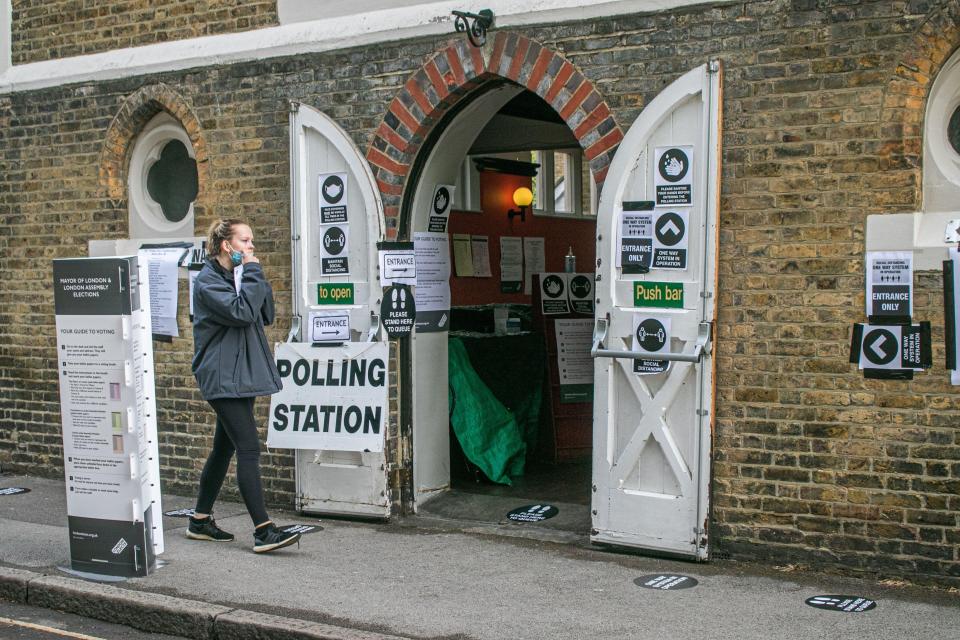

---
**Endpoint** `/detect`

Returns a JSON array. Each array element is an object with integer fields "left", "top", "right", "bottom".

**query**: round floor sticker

[
  {"left": 507, "top": 504, "right": 559, "bottom": 523},
  {"left": 0, "top": 487, "right": 30, "bottom": 496},
  {"left": 634, "top": 574, "right": 698, "bottom": 590},
  {"left": 805, "top": 595, "right": 877, "bottom": 613},
  {"left": 163, "top": 508, "right": 196, "bottom": 518},
  {"left": 279, "top": 524, "right": 323, "bottom": 535}
]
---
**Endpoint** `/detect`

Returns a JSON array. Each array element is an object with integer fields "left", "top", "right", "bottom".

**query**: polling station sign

[{"left": 268, "top": 342, "right": 388, "bottom": 452}]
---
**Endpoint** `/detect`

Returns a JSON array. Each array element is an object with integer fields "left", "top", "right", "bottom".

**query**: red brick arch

[
  {"left": 879, "top": 1, "right": 960, "bottom": 205},
  {"left": 98, "top": 83, "right": 209, "bottom": 211},
  {"left": 367, "top": 32, "right": 624, "bottom": 237}
]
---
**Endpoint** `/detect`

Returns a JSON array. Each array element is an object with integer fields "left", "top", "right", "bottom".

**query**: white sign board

[
  {"left": 865, "top": 251, "right": 912, "bottom": 318},
  {"left": 654, "top": 145, "right": 693, "bottom": 206},
  {"left": 413, "top": 232, "right": 451, "bottom": 333},
  {"left": 379, "top": 243, "right": 417, "bottom": 286},
  {"left": 555, "top": 319, "right": 594, "bottom": 403},
  {"left": 308, "top": 311, "right": 350, "bottom": 343},
  {"left": 268, "top": 342, "right": 389, "bottom": 452}
]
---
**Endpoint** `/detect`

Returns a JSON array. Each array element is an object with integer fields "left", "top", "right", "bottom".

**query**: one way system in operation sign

[{"left": 850, "top": 322, "right": 931, "bottom": 379}]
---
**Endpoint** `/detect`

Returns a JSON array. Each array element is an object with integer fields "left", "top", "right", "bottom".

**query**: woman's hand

[{"left": 242, "top": 253, "right": 260, "bottom": 265}]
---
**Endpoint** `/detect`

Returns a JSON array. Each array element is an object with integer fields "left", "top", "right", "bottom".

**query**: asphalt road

[{"left": 0, "top": 601, "right": 185, "bottom": 640}]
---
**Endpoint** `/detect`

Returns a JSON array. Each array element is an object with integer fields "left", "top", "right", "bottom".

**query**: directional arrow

[
  {"left": 655, "top": 212, "right": 685, "bottom": 246},
  {"left": 863, "top": 328, "right": 898, "bottom": 366}
]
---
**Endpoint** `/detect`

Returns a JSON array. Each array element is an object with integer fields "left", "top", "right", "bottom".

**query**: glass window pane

[
  {"left": 146, "top": 140, "right": 198, "bottom": 223},
  {"left": 554, "top": 151, "right": 572, "bottom": 212}
]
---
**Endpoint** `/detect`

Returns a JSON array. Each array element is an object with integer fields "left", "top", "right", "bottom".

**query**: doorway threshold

[{"left": 410, "top": 489, "right": 591, "bottom": 546}]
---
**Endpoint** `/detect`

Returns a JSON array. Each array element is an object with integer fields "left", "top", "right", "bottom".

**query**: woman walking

[{"left": 187, "top": 218, "right": 300, "bottom": 553}]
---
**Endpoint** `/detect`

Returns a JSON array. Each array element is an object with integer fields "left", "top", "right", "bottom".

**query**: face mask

[{"left": 229, "top": 249, "right": 243, "bottom": 267}]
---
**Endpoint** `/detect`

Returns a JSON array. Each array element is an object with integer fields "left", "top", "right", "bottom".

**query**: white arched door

[{"left": 591, "top": 62, "right": 722, "bottom": 558}]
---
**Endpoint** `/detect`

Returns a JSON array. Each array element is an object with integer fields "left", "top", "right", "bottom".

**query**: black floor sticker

[
  {"left": 279, "top": 524, "right": 323, "bottom": 535},
  {"left": 163, "top": 508, "right": 196, "bottom": 518},
  {"left": 805, "top": 595, "right": 877, "bottom": 612},
  {"left": 634, "top": 575, "right": 698, "bottom": 590},
  {"left": 506, "top": 504, "right": 559, "bottom": 522},
  {"left": 0, "top": 487, "right": 30, "bottom": 496}
]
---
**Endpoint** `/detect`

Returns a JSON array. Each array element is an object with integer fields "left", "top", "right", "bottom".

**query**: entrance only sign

[
  {"left": 865, "top": 251, "right": 912, "bottom": 319},
  {"left": 268, "top": 342, "right": 389, "bottom": 452}
]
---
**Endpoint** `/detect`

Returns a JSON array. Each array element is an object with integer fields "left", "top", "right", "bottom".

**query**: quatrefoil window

[{"left": 146, "top": 140, "right": 198, "bottom": 223}]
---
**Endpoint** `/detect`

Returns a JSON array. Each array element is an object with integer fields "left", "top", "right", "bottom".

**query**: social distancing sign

[
  {"left": 320, "top": 224, "right": 350, "bottom": 275},
  {"left": 632, "top": 314, "right": 671, "bottom": 375},
  {"left": 268, "top": 342, "right": 388, "bottom": 452}
]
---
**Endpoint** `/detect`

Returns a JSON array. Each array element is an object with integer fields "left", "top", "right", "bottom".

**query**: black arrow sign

[
  {"left": 863, "top": 328, "right": 897, "bottom": 366},
  {"left": 655, "top": 212, "right": 685, "bottom": 247}
]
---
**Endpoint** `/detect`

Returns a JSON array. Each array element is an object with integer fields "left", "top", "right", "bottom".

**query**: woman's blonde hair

[{"left": 206, "top": 219, "right": 248, "bottom": 257}]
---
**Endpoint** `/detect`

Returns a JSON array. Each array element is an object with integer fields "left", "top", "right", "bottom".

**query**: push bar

[{"left": 590, "top": 319, "right": 711, "bottom": 363}]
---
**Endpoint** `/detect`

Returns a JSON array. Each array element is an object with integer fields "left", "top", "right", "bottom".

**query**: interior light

[{"left": 508, "top": 187, "right": 533, "bottom": 222}]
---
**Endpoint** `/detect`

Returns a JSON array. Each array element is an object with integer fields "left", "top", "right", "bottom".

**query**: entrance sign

[
  {"left": 617, "top": 209, "right": 653, "bottom": 273},
  {"left": 634, "top": 575, "right": 699, "bottom": 590},
  {"left": 654, "top": 145, "right": 693, "bottom": 206},
  {"left": 308, "top": 311, "right": 350, "bottom": 343},
  {"left": 268, "top": 342, "right": 388, "bottom": 452},
  {"left": 320, "top": 225, "right": 350, "bottom": 275},
  {"left": 540, "top": 273, "right": 570, "bottom": 314},
  {"left": 555, "top": 319, "right": 594, "bottom": 402},
  {"left": 850, "top": 323, "right": 931, "bottom": 372},
  {"left": 633, "top": 281, "right": 683, "bottom": 308},
  {"left": 381, "top": 283, "right": 416, "bottom": 337},
  {"left": 413, "top": 232, "right": 451, "bottom": 333},
  {"left": 318, "top": 172, "right": 348, "bottom": 224},
  {"left": 866, "top": 251, "right": 912, "bottom": 318},
  {"left": 652, "top": 210, "right": 689, "bottom": 270},
  {"left": 805, "top": 595, "right": 877, "bottom": 613},
  {"left": 378, "top": 241, "right": 416, "bottom": 286},
  {"left": 53, "top": 256, "right": 164, "bottom": 577},
  {"left": 427, "top": 184, "right": 454, "bottom": 233},
  {"left": 592, "top": 63, "right": 721, "bottom": 559},
  {"left": 632, "top": 315, "right": 672, "bottom": 375}
]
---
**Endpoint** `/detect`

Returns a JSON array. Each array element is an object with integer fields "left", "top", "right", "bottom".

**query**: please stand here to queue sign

[{"left": 267, "top": 342, "right": 388, "bottom": 452}]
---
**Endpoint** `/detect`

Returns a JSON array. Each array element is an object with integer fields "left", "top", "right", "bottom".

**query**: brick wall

[
  {"left": 1, "top": 0, "right": 959, "bottom": 584},
  {"left": 10, "top": 0, "right": 278, "bottom": 65}
]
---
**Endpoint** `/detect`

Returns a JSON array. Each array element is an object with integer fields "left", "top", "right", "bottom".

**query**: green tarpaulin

[{"left": 448, "top": 337, "right": 527, "bottom": 485}]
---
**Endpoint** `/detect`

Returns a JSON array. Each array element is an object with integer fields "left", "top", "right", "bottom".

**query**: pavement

[{"left": 0, "top": 474, "right": 958, "bottom": 640}]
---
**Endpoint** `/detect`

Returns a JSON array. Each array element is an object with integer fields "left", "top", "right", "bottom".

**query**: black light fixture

[
  {"left": 507, "top": 187, "right": 533, "bottom": 223},
  {"left": 452, "top": 9, "right": 494, "bottom": 47}
]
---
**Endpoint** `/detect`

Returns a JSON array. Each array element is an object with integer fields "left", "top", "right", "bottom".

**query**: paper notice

[{"left": 523, "top": 237, "right": 545, "bottom": 294}]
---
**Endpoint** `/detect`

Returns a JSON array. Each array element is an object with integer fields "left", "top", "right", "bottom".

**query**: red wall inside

[{"left": 448, "top": 171, "right": 596, "bottom": 306}]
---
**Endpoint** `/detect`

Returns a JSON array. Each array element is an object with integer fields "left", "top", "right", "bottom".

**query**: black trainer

[
  {"left": 253, "top": 522, "right": 301, "bottom": 553},
  {"left": 186, "top": 515, "right": 235, "bottom": 542}
]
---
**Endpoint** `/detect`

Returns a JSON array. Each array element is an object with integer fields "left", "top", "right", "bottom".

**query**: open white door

[
  {"left": 288, "top": 102, "right": 389, "bottom": 518},
  {"left": 591, "top": 62, "right": 721, "bottom": 558}
]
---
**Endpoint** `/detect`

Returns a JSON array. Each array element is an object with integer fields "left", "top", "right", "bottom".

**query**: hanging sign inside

[
  {"left": 320, "top": 225, "right": 350, "bottom": 275},
  {"left": 805, "top": 595, "right": 877, "bottom": 613},
  {"left": 850, "top": 322, "right": 931, "bottom": 379},
  {"left": 654, "top": 145, "right": 693, "bottom": 206},
  {"left": 943, "top": 249, "right": 960, "bottom": 385},
  {"left": 427, "top": 184, "right": 454, "bottom": 233},
  {"left": 567, "top": 274, "right": 594, "bottom": 314},
  {"left": 381, "top": 283, "right": 416, "bottom": 337},
  {"left": 378, "top": 241, "right": 417, "bottom": 286},
  {"left": 318, "top": 173, "right": 348, "bottom": 224},
  {"left": 268, "top": 342, "right": 388, "bottom": 452},
  {"left": 866, "top": 251, "right": 912, "bottom": 319},
  {"left": 308, "top": 311, "right": 350, "bottom": 343},
  {"left": 413, "top": 232, "right": 451, "bottom": 333},
  {"left": 632, "top": 315, "right": 671, "bottom": 375},
  {"left": 634, "top": 575, "right": 699, "bottom": 590},
  {"left": 540, "top": 273, "right": 570, "bottom": 315}
]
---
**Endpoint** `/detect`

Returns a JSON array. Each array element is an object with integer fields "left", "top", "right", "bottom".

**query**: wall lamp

[
  {"left": 508, "top": 187, "right": 533, "bottom": 223},
  {"left": 452, "top": 9, "right": 494, "bottom": 47}
]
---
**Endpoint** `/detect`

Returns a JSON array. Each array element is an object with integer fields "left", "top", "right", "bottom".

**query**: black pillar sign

[
  {"left": 866, "top": 251, "right": 912, "bottom": 320},
  {"left": 319, "top": 172, "right": 348, "bottom": 224},
  {"left": 381, "top": 284, "right": 416, "bottom": 337},
  {"left": 654, "top": 146, "right": 693, "bottom": 206},
  {"left": 652, "top": 210, "right": 689, "bottom": 270},
  {"left": 320, "top": 225, "right": 350, "bottom": 275},
  {"left": 944, "top": 252, "right": 960, "bottom": 383}
]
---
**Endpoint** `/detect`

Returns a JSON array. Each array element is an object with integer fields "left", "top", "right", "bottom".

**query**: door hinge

[
  {"left": 708, "top": 59, "right": 720, "bottom": 74},
  {"left": 696, "top": 409, "right": 709, "bottom": 417},
  {"left": 700, "top": 290, "right": 712, "bottom": 299}
]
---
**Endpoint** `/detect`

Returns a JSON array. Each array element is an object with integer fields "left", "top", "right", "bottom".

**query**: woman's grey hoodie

[{"left": 191, "top": 258, "right": 281, "bottom": 400}]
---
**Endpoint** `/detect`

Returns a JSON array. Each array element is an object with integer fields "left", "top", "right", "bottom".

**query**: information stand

[{"left": 53, "top": 256, "right": 163, "bottom": 577}]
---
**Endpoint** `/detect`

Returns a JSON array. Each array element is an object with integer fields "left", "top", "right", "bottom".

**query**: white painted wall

[{"left": 0, "top": 0, "right": 735, "bottom": 94}]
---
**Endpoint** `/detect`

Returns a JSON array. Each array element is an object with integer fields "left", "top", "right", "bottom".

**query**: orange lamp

[{"left": 508, "top": 186, "right": 533, "bottom": 222}]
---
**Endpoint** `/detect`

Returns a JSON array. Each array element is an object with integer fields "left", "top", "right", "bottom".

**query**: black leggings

[{"left": 194, "top": 397, "right": 270, "bottom": 526}]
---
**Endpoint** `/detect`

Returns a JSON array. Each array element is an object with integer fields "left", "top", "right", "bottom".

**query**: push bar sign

[{"left": 268, "top": 342, "right": 388, "bottom": 452}]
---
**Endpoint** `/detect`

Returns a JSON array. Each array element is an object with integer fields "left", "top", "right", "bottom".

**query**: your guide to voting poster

[
  {"left": 319, "top": 172, "right": 350, "bottom": 275},
  {"left": 53, "top": 256, "right": 163, "bottom": 577}
]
